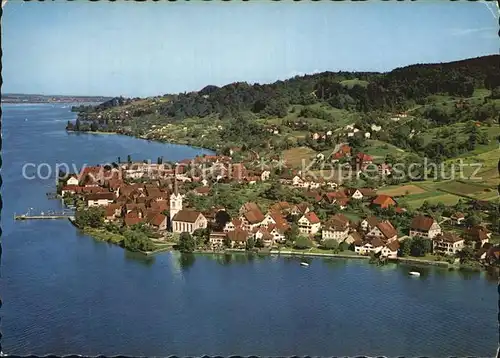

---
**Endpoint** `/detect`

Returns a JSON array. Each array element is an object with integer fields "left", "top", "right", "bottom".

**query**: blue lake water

[{"left": 1, "top": 104, "right": 498, "bottom": 357}]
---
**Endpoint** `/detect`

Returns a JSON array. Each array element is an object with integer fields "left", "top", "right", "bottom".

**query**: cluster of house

[
  {"left": 60, "top": 165, "right": 207, "bottom": 234},
  {"left": 60, "top": 163, "right": 498, "bottom": 263},
  {"left": 209, "top": 200, "right": 493, "bottom": 261}
]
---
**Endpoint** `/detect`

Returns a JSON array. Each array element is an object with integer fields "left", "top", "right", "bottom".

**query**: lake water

[{"left": 1, "top": 104, "right": 498, "bottom": 357}]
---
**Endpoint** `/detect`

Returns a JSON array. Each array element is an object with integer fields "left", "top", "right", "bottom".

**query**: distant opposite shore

[{"left": 1, "top": 93, "right": 112, "bottom": 104}]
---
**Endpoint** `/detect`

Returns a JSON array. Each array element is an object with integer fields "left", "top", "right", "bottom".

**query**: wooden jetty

[
  {"left": 14, "top": 209, "right": 75, "bottom": 221},
  {"left": 15, "top": 214, "right": 75, "bottom": 221}
]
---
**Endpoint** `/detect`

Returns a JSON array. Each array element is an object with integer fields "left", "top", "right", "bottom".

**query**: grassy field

[
  {"left": 405, "top": 193, "right": 462, "bottom": 209},
  {"left": 363, "top": 140, "right": 406, "bottom": 159},
  {"left": 378, "top": 184, "right": 426, "bottom": 197},
  {"left": 437, "top": 181, "right": 487, "bottom": 195},
  {"left": 282, "top": 146, "right": 317, "bottom": 167}
]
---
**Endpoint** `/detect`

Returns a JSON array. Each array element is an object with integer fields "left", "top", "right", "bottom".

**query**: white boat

[
  {"left": 409, "top": 271, "right": 421, "bottom": 277},
  {"left": 300, "top": 262, "right": 309, "bottom": 267}
]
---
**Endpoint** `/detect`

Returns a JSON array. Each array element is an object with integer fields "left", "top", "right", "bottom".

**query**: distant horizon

[
  {"left": 5, "top": 53, "right": 498, "bottom": 99},
  {"left": 3, "top": 1, "right": 497, "bottom": 97}
]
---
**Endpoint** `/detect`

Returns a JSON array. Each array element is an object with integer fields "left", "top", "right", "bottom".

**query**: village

[{"left": 59, "top": 143, "right": 500, "bottom": 268}]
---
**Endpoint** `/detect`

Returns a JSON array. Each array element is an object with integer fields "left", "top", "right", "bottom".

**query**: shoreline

[
  {"left": 70, "top": 222, "right": 484, "bottom": 273},
  {"left": 66, "top": 129, "right": 217, "bottom": 153}
]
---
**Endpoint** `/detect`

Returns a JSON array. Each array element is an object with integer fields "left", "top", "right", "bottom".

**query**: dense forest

[{"left": 75, "top": 55, "right": 499, "bottom": 121}]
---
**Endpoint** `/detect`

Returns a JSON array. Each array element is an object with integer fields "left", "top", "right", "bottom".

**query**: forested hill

[
  {"left": 76, "top": 54, "right": 499, "bottom": 120},
  {"left": 70, "top": 54, "right": 500, "bottom": 164}
]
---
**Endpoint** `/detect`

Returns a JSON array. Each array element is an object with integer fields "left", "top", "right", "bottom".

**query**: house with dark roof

[
  {"left": 360, "top": 216, "right": 380, "bottom": 232},
  {"left": 346, "top": 230, "right": 362, "bottom": 245},
  {"left": 465, "top": 225, "right": 491, "bottom": 249},
  {"left": 367, "top": 220, "right": 398, "bottom": 242},
  {"left": 239, "top": 202, "right": 260, "bottom": 215},
  {"left": 409, "top": 215, "right": 442, "bottom": 239},
  {"left": 290, "top": 203, "right": 311, "bottom": 216},
  {"left": 239, "top": 209, "right": 265, "bottom": 231},
  {"left": 226, "top": 229, "right": 250, "bottom": 249},
  {"left": 380, "top": 241, "right": 400, "bottom": 259},
  {"left": 451, "top": 212, "right": 466, "bottom": 225},
  {"left": 322, "top": 214, "right": 350, "bottom": 242},
  {"left": 432, "top": 232, "right": 465, "bottom": 255},
  {"left": 354, "top": 237, "right": 384, "bottom": 255}
]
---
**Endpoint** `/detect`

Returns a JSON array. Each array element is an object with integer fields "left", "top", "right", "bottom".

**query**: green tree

[
  {"left": 457, "top": 246, "right": 475, "bottom": 264},
  {"left": 294, "top": 236, "right": 313, "bottom": 249},
  {"left": 410, "top": 236, "right": 432, "bottom": 257},
  {"left": 285, "top": 224, "right": 299, "bottom": 243},
  {"left": 246, "top": 237, "right": 256, "bottom": 250},
  {"left": 178, "top": 232, "right": 196, "bottom": 253},
  {"left": 193, "top": 228, "right": 210, "bottom": 246},
  {"left": 322, "top": 239, "right": 339, "bottom": 250},
  {"left": 465, "top": 214, "right": 481, "bottom": 228},
  {"left": 75, "top": 206, "right": 104, "bottom": 228},
  {"left": 399, "top": 238, "right": 412, "bottom": 257}
]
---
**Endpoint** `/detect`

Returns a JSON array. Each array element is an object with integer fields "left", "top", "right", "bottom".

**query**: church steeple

[{"left": 170, "top": 178, "right": 182, "bottom": 221}]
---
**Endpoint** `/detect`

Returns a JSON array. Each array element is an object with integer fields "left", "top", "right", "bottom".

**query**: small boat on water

[
  {"left": 409, "top": 271, "right": 421, "bottom": 277},
  {"left": 300, "top": 262, "right": 309, "bottom": 267}
]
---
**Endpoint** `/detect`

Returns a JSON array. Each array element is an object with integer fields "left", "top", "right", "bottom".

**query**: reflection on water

[
  {"left": 124, "top": 250, "right": 156, "bottom": 266},
  {"left": 178, "top": 253, "right": 196, "bottom": 271}
]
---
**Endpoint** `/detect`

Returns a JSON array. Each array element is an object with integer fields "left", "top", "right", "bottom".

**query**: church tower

[{"left": 169, "top": 178, "right": 183, "bottom": 221}]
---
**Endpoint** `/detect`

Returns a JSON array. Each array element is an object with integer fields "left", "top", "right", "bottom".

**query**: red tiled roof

[
  {"left": 372, "top": 195, "right": 396, "bottom": 208},
  {"left": 194, "top": 187, "right": 211, "bottom": 194},
  {"left": 61, "top": 185, "right": 80, "bottom": 191},
  {"left": 337, "top": 198, "right": 349, "bottom": 206},
  {"left": 86, "top": 192, "right": 115, "bottom": 201},
  {"left": 227, "top": 229, "right": 250, "bottom": 242},
  {"left": 364, "top": 216, "right": 379, "bottom": 228},
  {"left": 172, "top": 210, "right": 203, "bottom": 223},
  {"left": 377, "top": 221, "right": 398, "bottom": 240},
  {"left": 356, "top": 153, "right": 373, "bottom": 162},
  {"left": 304, "top": 211, "right": 320, "bottom": 224},
  {"left": 124, "top": 216, "right": 143, "bottom": 226},
  {"left": 149, "top": 213, "right": 167, "bottom": 227},
  {"left": 467, "top": 226, "right": 490, "bottom": 241},
  {"left": 386, "top": 241, "right": 400, "bottom": 251},
  {"left": 410, "top": 215, "right": 436, "bottom": 231},
  {"left": 240, "top": 202, "right": 260, "bottom": 214},
  {"left": 295, "top": 203, "right": 310, "bottom": 214},
  {"left": 435, "top": 232, "right": 463, "bottom": 243},
  {"left": 243, "top": 209, "right": 265, "bottom": 224}
]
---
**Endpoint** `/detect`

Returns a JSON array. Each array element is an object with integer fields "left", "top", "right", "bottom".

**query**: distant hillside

[{"left": 70, "top": 54, "right": 500, "bottom": 164}]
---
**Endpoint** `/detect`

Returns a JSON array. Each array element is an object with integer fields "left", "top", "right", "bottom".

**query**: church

[{"left": 169, "top": 180, "right": 208, "bottom": 234}]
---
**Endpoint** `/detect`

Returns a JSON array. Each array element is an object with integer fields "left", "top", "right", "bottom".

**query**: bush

[
  {"left": 321, "top": 239, "right": 339, "bottom": 250},
  {"left": 294, "top": 236, "right": 313, "bottom": 250}
]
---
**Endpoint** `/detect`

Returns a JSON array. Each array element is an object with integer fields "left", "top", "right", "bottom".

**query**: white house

[
  {"left": 367, "top": 221, "right": 398, "bottom": 242},
  {"left": 410, "top": 215, "right": 442, "bottom": 239},
  {"left": 298, "top": 212, "right": 322, "bottom": 235},
  {"left": 360, "top": 216, "right": 379, "bottom": 232},
  {"left": 432, "top": 232, "right": 465, "bottom": 256},
  {"left": 380, "top": 241, "right": 400, "bottom": 259},
  {"left": 260, "top": 170, "right": 271, "bottom": 182},
  {"left": 66, "top": 175, "right": 80, "bottom": 186},
  {"left": 322, "top": 214, "right": 350, "bottom": 242},
  {"left": 354, "top": 238, "right": 384, "bottom": 255},
  {"left": 86, "top": 192, "right": 115, "bottom": 207}
]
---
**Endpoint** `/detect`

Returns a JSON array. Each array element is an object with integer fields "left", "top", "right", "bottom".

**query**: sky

[{"left": 2, "top": 0, "right": 499, "bottom": 97}]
